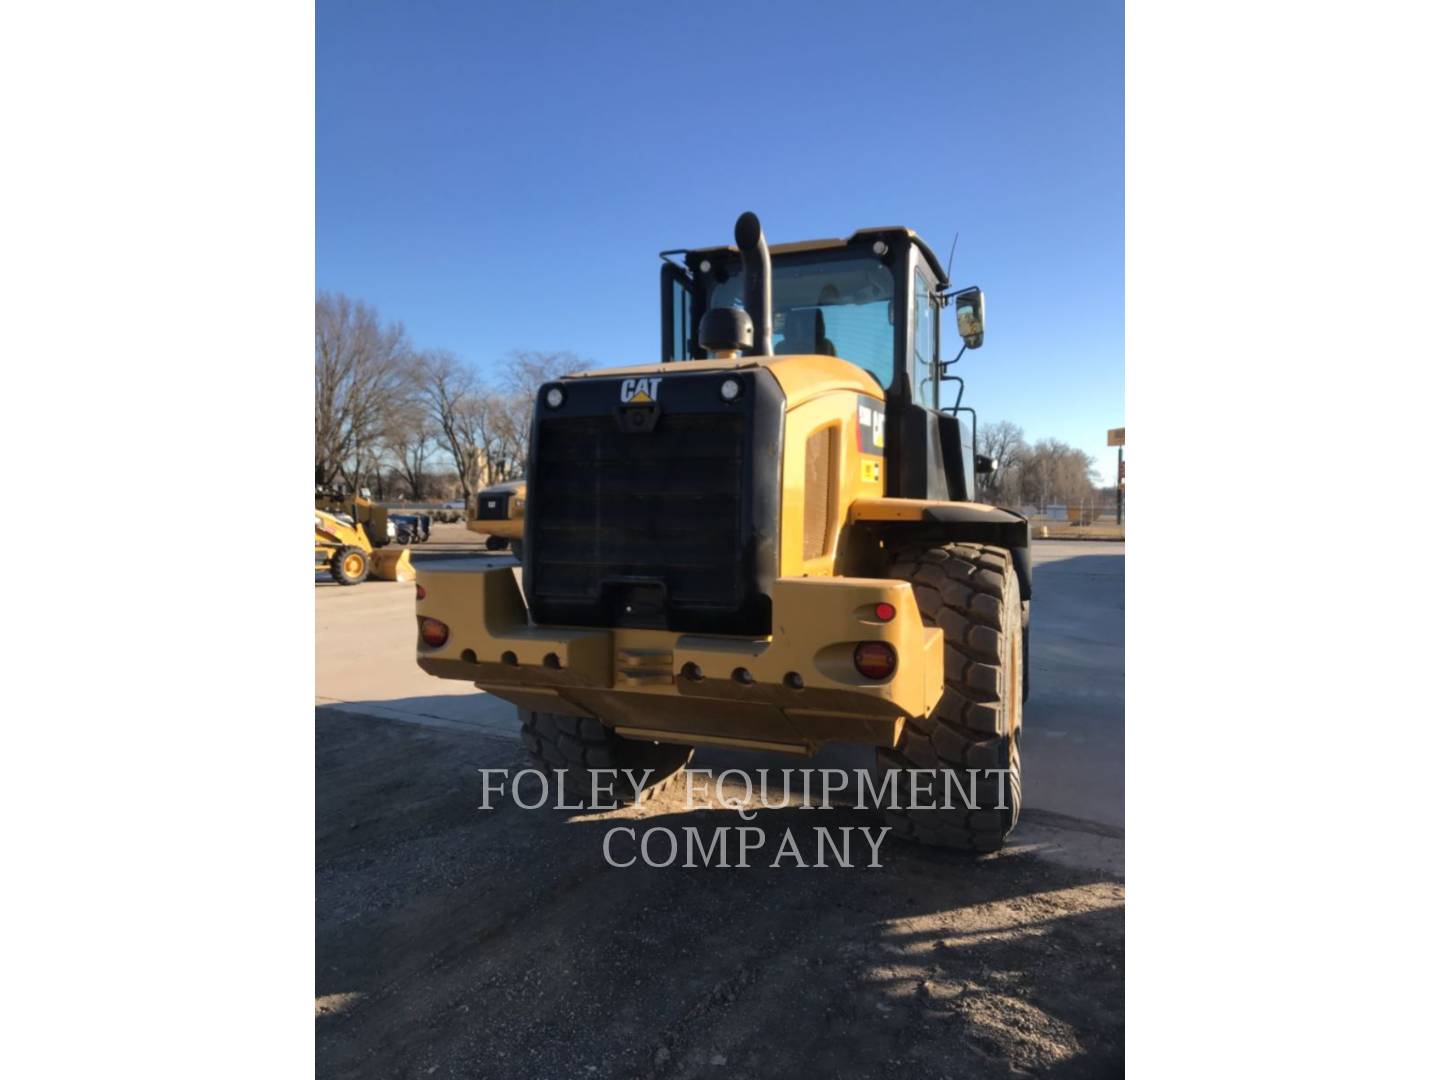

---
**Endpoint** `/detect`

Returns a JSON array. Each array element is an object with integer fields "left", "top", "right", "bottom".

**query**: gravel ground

[{"left": 317, "top": 711, "right": 1124, "bottom": 1079}]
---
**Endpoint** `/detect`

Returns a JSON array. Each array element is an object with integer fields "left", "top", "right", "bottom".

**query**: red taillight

[
  {"left": 420, "top": 617, "right": 449, "bottom": 648},
  {"left": 874, "top": 602, "right": 896, "bottom": 623},
  {"left": 415, "top": 583, "right": 427, "bottom": 601},
  {"left": 853, "top": 641, "right": 897, "bottom": 680}
]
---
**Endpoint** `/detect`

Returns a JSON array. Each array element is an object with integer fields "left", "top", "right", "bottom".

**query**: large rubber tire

[
  {"left": 485, "top": 535, "right": 510, "bottom": 551},
  {"left": 519, "top": 710, "right": 692, "bottom": 806},
  {"left": 329, "top": 545, "right": 369, "bottom": 586},
  {"left": 874, "top": 543, "right": 1024, "bottom": 852}
]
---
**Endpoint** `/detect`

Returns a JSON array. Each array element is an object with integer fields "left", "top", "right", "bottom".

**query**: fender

[{"left": 847, "top": 498, "right": 1033, "bottom": 600}]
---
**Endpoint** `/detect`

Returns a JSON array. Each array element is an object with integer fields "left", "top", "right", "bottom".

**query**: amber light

[
  {"left": 419, "top": 617, "right": 449, "bottom": 648},
  {"left": 874, "top": 602, "right": 896, "bottom": 623},
  {"left": 853, "top": 641, "right": 897, "bottom": 680},
  {"left": 415, "top": 583, "right": 427, "bottom": 601}
]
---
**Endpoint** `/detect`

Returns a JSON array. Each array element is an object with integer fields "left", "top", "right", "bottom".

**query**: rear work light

[
  {"left": 853, "top": 641, "right": 897, "bottom": 680},
  {"left": 419, "top": 617, "right": 449, "bottom": 648}
]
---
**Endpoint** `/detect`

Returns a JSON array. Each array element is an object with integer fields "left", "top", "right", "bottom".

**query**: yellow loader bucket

[{"left": 369, "top": 547, "right": 415, "bottom": 583}]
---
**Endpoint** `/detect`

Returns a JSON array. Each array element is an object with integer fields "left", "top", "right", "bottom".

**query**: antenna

[{"left": 945, "top": 232, "right": 958, "bottom": 283}]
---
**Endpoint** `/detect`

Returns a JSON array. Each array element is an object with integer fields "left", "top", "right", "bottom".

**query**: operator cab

[{"left": 660, "top": 226, "right": 986, "bottom": 502}]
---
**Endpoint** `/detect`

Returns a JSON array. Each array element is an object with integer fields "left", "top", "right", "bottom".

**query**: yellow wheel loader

[
  {"left": 415, "top": 212, "right": 1030, "bottom": 851},
  {"left": 315, "top": 507, "right": 414, "bottom": 585}
]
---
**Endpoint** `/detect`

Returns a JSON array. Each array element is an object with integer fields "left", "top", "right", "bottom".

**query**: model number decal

[{"left": 857, "top": 398, "right": 885, "bottom": 454}]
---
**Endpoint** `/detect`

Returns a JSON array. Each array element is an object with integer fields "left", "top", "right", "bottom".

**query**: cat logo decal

[{"left": 620, "top": 377, "right": 662, "bottom": 403}]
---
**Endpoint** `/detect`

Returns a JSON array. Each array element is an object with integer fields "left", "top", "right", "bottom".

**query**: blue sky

[{"left": 318, "top": 0, "right": 1124, "bottom": 482}]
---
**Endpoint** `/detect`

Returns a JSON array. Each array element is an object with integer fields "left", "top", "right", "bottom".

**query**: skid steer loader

[{"left": 415, "top": 212, "right": 1030, "bottom": 851}]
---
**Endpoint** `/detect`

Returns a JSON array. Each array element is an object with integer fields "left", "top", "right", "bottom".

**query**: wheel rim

[{"left": 344, "top": 554, "right": 364, "bottom": 578}]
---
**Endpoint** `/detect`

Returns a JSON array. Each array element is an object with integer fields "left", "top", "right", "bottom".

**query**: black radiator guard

[{"left": 523, "top": 368, "right": 784, "bottom": 636}]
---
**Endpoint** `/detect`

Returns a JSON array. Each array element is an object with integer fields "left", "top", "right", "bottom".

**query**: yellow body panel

[
  {"left": 468, "top": 518, "right": 524, "bottom": 540},
  {"left": 777, "top": 386, "right": 884, "bottom": 577},
  {"left": 415, "top": 563, "right": 943, "bottom": 753},
  {"left": 315, "top": 509, "right": 372, "bottom": 556},
  {"left": 848, "top": 496, "right": 1023, "bottom": 526}
]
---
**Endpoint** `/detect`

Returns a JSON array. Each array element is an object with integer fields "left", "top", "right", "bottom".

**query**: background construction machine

[
  {"left": 315, "top": 484, "right": 414, "bottom": 583},
  {"left": 415, "top": 212, "right": 1030, "bottom": 851},
  {"left": 468, "top": 479, "right": 525, "bottom": 556}
]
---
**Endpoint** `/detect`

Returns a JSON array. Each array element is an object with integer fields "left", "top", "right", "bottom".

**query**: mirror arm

[
  {"left": 939, "top": 369, "right": 965, "bottom": 415},
  {"left": 940, "top": 346, "right": 967, "bottom": 415}
]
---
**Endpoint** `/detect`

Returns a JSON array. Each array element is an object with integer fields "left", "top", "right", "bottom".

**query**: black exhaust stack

[{"left": 734, "top": 211, "right": 772, "bottom": 357}]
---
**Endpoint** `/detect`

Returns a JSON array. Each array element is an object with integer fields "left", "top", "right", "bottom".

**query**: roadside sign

[{"left": 1107, "top": 427, "right": 1125, "bottom": 447}]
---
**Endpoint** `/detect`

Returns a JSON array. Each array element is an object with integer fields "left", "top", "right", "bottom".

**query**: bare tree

[
  {"left": 383, "top": 358, "right": 435, "bottom": 499},
  {"left": 384, "top": 420, "right": 433, "bottom": 500},
  {"left": 977, "top": 420, "right": 1028, "bottom": 504},
  {"left": 315, "top": 292, "right": 413, "bottom": 490},
  {"left": 1016, "top": 438, "right": 1099, "bottom": 508},
  {"left": 494, "top": 351, "right": 588, "bottom": 478},
  {"left": 486, "top": 396, "right": 525, "bottom": 482},
  {"left": 324, "top": 332, "right": 591, "bottom": 500},
  {"left": 417, "top": 350, "right": 507, "bottom": 501}
]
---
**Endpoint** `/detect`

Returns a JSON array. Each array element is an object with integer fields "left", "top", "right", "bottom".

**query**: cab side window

[
  {"left": 670, "top": 274, "right": 691, "bottom": 359},
  {"left": 913, "top": 269, "right": 939, "bottom": 407}
]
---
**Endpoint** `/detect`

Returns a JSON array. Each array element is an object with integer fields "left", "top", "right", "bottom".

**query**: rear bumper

[{"left": 414, "top": 566, "right": 943, "bottom": 753}]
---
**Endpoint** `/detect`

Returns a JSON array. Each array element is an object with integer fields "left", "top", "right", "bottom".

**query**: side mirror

[
  {"left": 975, "top": 453, "right": 995, "bottom": 476},
  {"left": 953, "top": 286, "right": 985, "bottom": 350}
]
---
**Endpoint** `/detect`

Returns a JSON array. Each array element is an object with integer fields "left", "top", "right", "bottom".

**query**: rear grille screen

[{"left": 531, "top": 412, "right": 746, "bottom": 624}]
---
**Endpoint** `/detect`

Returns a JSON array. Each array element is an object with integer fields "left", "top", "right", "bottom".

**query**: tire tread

[{"left": 873, "top": 542, "right": 1023, "bottom": 852}]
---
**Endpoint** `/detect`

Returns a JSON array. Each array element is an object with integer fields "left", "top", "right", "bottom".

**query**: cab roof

[{"left": 682, "top": 227, "right": 949, "bottom": 288}]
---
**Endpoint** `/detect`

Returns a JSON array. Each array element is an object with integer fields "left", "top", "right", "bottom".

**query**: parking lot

[{"left": 316, "top": 541, "right": 1124, "bottom": 1078}]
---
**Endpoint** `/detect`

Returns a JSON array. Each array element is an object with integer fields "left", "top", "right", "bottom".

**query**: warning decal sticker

[{"left": 857, "top": 398, "right": 885, "bottom": 455}]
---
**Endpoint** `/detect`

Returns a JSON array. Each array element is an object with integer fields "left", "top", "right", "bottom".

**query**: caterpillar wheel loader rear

[{"left": 416, "top": 212, "right": 1030, "bottom": 851}]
